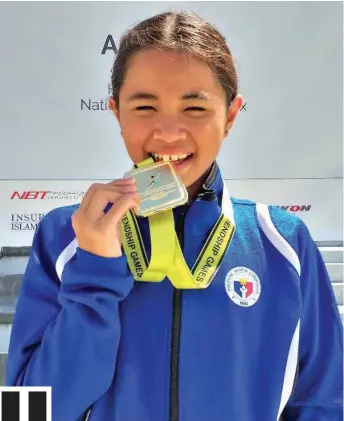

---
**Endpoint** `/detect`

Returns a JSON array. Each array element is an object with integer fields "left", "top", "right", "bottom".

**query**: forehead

[{"left": 121, "top": 49, "right": 225, "bottom": 99}]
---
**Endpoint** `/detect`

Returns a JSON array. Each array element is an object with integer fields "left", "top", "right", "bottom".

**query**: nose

[{"left": 152, "top": 116, "right": 187, "bottom": 143}]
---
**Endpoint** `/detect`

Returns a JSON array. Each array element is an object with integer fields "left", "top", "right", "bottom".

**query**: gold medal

[
  {"left": 124, "top": 160, "right": 188, "bottom": 217},
  {"left": 121, "top": 158, "right": 236, "bottom": 289}
]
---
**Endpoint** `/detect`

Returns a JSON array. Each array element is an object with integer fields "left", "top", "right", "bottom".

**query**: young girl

[{"left": 6, "top": 11, "right": 343, "bottom": 421}]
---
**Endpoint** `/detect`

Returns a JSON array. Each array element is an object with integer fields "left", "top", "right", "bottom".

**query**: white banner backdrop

[
  {"left": 0, "top": 2, "right": 342, "bottom": 245},
  {"left": 0, "top": 1, "right": 342, "bottom": 180},
  {"left": 0, "top": 177, "right": 342, "bottom": 247}
]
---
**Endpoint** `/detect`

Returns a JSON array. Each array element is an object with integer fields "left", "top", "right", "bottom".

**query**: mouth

[{"left": 150, "top": 152, "right": 194, "bottom": 167}]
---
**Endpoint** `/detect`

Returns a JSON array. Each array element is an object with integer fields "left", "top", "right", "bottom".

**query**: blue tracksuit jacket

[{"left": 6, "top": 163, "right": 343, "bottom": 421}]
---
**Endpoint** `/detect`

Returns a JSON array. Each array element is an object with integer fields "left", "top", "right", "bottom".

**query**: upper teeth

[{"left": 152, "top": 153, "right": 190, "bottom": 161}]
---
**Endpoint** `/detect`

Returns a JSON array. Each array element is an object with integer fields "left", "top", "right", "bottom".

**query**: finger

[
  {"left": 107, "top": 178, "right": 136, "bottom": 186},
  {"left": 80, "top": 179, "right": 135, "bottom": 212},
  {"left": 86, "top": 187, "right": 138, "bottom": 221},
  {"left": 86, "top": 190, "right": 124, "bottom": 221},
  {"left": 80, "top": 183, "right": 137, "bottom": 214},
  {"left": 108, "top": 184, "right": 138, "bottom": 194},
  {"left": 101, "top": 193, "right": 140, "bottom": 230},
  {"left": 79, "top": 183, "right": 104, "bottom": 213}
]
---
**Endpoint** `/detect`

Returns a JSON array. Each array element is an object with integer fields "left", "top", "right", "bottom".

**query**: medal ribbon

[
  {"left": 121, "top": 158, "right": 175, "bottom": 282},
  {"left": 121, "top": 159, "right": 235, "bottom": 289}
]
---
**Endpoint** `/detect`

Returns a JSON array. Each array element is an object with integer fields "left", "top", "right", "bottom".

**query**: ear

[
  {"left": 224, "top": 94, "right": 243, "bottom": 136},
  {"left": 108, "top": 96, "right": 120, "bottom": 123}
]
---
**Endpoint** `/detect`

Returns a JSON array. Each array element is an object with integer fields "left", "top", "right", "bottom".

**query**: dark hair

[{"left": 111, "top": 11, "right": 238, "bottom": 108}]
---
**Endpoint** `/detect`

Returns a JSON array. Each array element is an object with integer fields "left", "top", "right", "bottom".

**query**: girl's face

[{"left": 109, "top": 49, "right": 242, "bottom": 190}]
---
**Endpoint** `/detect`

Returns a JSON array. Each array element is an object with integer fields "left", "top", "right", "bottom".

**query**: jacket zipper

[
  {"left": 169, "top": 205, "right": 188, "bottom": 421},
  {"left": 81, "top": 193, "right": 294, "bottom": 421},
  {"left": 83, "top": 206, "right": 189, "bottom": 421}
]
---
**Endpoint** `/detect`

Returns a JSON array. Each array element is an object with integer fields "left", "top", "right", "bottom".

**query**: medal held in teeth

[
  {"left": 124, "top": 157, "right": 188, "bottom": 217},
  {"left": 121, "top": 156, "right": 235, "bottom": 289}
]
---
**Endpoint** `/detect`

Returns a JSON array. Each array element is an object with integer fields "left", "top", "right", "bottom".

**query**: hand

[{"left": 72, "top": 178, "right": 139, "bottom": 258}]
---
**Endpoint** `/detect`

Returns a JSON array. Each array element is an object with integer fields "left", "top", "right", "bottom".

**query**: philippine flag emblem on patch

[{"left": 225, "top": 266, "right": 261, "bottom": 307}]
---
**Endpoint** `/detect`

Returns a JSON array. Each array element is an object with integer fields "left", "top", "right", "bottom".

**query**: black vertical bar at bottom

[
  {"left": 29, "top": 391, "right": 47, "bottom": 421},
  {"left": 2, "top": 391, "right": 20, "bottom": 421}
]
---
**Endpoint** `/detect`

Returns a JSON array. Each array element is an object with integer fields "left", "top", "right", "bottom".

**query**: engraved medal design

[{"left": 124, "top": 161, "right": 188, "bottom": 216}]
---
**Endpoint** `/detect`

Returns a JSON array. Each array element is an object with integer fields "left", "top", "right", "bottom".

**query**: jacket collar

[
  {"left": 179, "top": 161, "right": 225, "bottom": 238},
  {"left": 195, "top": 161, "right": 223, "bottom": 203}
]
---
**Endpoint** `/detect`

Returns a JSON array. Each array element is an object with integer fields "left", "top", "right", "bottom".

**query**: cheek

[
  {"left": 121, "top": 114, "right": 149, "bottom": 137},
  {"left": 192, "top": 120, "right": 224, "bottom": 150},
  {"left": 190, "top": 111, "right": 225, "bottom": 133},
  {"left": 121, "top": 118, "right": 150, "bottom": 160}
]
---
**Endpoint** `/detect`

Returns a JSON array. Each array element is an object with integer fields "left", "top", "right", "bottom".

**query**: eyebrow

[{"left": 127, "top": 91, "right": 210, "bottom": 101}]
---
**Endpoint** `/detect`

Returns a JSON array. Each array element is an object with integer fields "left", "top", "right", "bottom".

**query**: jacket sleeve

[
  {"left": 5, "top": 210, "right": 134, "bottom": 421},
  {"left": 282, "top": 221, "right": 343, "bottom": 420}
]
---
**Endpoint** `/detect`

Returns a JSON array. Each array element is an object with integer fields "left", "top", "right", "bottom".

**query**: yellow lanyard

[
  {"left": 121, "top": 209, "right": 175, "bottom": 282},
  {"left": 121, "top": 162, "right": 235, "bottom": 289}
]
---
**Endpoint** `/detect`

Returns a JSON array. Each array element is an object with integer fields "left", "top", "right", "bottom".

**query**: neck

[{"left": 187, "top": 165, "right": 213, "bottom": 200}]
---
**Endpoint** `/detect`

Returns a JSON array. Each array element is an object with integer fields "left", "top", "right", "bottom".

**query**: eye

[
  {"left": 135, "top": 106, "right": 156, "bottom": 111},
  {"left": 185, "top": 107, "right": 206, "bottom": 112}
]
